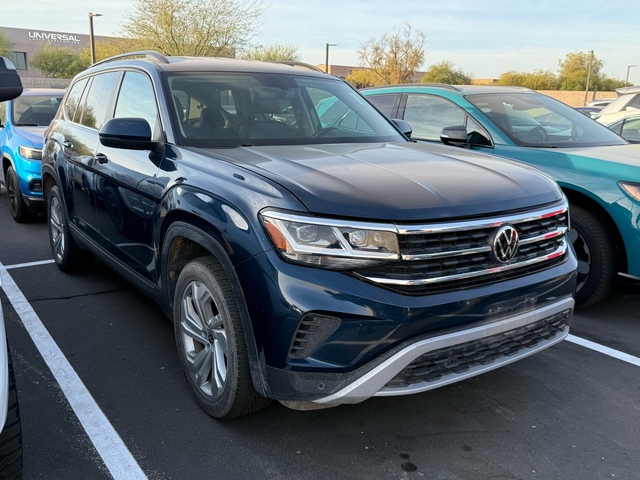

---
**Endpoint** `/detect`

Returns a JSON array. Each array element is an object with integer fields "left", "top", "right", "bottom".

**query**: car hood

[
  {"left": 13, "top": 126, "right": 47, "bottom": 148},
  {"left": 204, "top": 142, "right": 562, "bottom": 221}
]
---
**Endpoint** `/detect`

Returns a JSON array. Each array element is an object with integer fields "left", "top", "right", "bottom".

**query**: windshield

[
  {"left": 166, "top": 72, "right": 405, "bottom": 147},
  {"left": 12, "top": 94, "right": 62, "bottom": 126},
  {"left": 466, "top": 92, "right": 626, "bottom": 148}
]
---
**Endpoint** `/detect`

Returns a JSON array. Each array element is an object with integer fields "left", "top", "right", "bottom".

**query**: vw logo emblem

[{"left": 492, "top": 225, "right": 519, "bottom": 263}]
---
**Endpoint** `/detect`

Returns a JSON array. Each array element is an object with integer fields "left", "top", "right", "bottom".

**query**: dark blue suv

[{"left": 42, "top": 52, "right": 577, "bottom": 418}]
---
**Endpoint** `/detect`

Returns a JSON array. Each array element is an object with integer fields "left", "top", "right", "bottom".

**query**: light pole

[
  {"left": 626, "top": 65, "right": 638, "bottom": 85},
  {"left": 89, "top": 13, "right": 102, "bottom": 64},
  {"left": 325, "top": 43, "right": 336, "bottom": 74},
  {"left": 583, "top": 50, "right": 594, "bottom": 105}
]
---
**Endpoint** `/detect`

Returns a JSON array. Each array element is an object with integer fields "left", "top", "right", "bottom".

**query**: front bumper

[
  {"left": 315, "top": 297, "right": 572, "bottom": 404},
  {"left": 236, "top": 248, "right": 577, "bottom": 403}
]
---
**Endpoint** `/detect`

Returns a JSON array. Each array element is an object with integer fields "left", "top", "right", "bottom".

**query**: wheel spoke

[
  {"left": 212, "top": 325, "right": 228, "bottom": 391},
  {"left": 181, "top": 296, "right": 208, "bottom": 345},
  {"left": 188, "top": 348, "right": 213, "bottom": 389}
]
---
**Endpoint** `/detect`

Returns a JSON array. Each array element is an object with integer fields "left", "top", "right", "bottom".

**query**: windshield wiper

[{"left": 16, "top": 123, "right": 40, "bottom": 126}]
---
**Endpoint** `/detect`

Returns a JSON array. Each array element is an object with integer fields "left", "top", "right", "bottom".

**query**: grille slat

[{"left": 355, "top": 208, "right": 569, "bottom": 295}]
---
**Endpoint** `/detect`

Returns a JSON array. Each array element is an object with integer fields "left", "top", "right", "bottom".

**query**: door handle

[{"left": 95, "top": 153, "right": 109, "bottom": 164}]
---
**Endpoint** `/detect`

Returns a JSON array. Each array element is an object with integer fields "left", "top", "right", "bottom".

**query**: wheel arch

[
  {"left": 563, "top": 187, "right": 627, "bottom": 274},
  {"left": 160, "top": 216, "right": 270, "bottom": 398}
]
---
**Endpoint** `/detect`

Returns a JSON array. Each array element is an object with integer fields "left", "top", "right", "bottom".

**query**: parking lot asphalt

[{"left": 0, "top": 187, "right": 639, "bottom": 480}]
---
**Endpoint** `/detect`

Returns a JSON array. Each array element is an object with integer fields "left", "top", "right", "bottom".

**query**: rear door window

[
  {"left": 78, "top": 72, "right": 120, "bottom": 130},
  {"left": 366, "top": 94, "right": 398, "bottom": 117},
  {"left": 64, "top": 77, "right": 89, "bottom": 123}
]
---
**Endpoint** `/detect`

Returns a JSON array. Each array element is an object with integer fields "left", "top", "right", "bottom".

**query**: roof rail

[
  {"left": 270, "top": 61, "right": 324, "bottom": 73},
  {"left": 360, "top": 83, "right": 462, "bottom": 92},
  {"left": 407, "top": 83, "right": 461, "bottom": 91},
  {"left": 92, "top": 51, "right": 169, "bottom": 68}
]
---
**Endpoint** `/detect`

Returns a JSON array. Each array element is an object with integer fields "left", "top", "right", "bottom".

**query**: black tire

[
  {"left": 0, "top": 346, "right": 23, "bottom": 480},
  {"left": 6, "top": 166, "right": 35, "bottom": 223},
  {"left": 568, "top": 204, "right": 615, "bottom": 308},
  {"left": 173, "top": 256, "right": 270, "bottom": 419},
  {"left": 47, "top": 185, "right": 92, "bottom": 271}
]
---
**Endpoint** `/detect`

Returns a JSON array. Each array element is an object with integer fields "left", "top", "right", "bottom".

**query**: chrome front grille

[{"left": 355, "top": 202, "right": 569, "bottom": 294}]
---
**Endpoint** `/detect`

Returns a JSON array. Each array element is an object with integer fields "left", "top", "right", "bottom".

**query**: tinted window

[
  {"left": 114, "top": 71, "right": 159, "bottom": 134},
  {"left": 12, "top": 95, "right": 63, "bottom": 126},
  {"left": 64, "top": 77, "right": 89, "bottom": 122},
  {"left": 621, "top": 117, "right": 640, "bottom": 143},
  {"left": 467, "top": 92, "right": 626, "bottom": 148},
  {"left": 78, "top": 72, "right": 120, "bottom": 130},
  {"left": 402, "top": 94, "right": 466, "bottom": 141},
  {"left": 367, "top": 94, "right": 397, "bottom": 117}
]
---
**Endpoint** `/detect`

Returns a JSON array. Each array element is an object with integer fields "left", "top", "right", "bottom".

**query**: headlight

[
  {"left": 19, "top": 146, "right": 42, "bottom": 160},
  {"left": 261, "top": 210, "right": 400, "bottom": 269},
  {"left": 619, "top": 181, "right": 640, "bottom": 202}
]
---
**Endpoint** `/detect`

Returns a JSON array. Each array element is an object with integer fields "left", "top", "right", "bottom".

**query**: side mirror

[
  {"left": 99, "top": 117, "right": 159, "bottom": 150},
  {"left": 0, "top": 57, "right": 23, "bottom": 102},
  {"left": 392, "top": 119, "right": 412, "bottom": 139},
  {"left": 440, "top": 125, "right": 468, "bottom": 147}
]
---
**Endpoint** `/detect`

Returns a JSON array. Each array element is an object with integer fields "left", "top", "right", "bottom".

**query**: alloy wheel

[{"left": 179, "top": 280, "right": 228, "bottom": 399}]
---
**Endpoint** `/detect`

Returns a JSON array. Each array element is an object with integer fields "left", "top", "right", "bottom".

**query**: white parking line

[
  {"left": 566, "top": 334, "right": 640, "bottom": 367},
  {"left": 0, "top": 263, "right": 147, "bottom": 480},
  {"left": 4, "top": 259, "right": 55, "bottom": 270}
]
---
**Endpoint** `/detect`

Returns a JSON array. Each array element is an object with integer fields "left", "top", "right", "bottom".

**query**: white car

[
  {"left": 0, "top": 57, "right": 24, "bottom": 479},
  {"left": 594, "top": 86, "right": 640, "bottom": 124},
  {"left": 596, "top": 110, "right": 640, "bottom": 143},
  {"left": 0, "top": 284, "right": 22, "bottom": 479}
]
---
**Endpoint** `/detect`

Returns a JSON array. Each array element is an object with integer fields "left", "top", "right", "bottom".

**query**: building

[{"left": 0, "top": 25, "right": 110, "bottom": 87}]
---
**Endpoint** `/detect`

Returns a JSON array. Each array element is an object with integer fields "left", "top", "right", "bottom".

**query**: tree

[
  {"left": 240, "top": 44, "right": 301, "bottom": 62},
  {"left": 599, "top": 76, "right": 627, "bottom": 91},
  {"left": 345, "top": 68, "right": 380, "bottom": 88},
  {"left": 30, "top": 44, "right": 85, "bottom": 78},
  {"left": 497, "top": 69, "right": 559, "bottom": 90},
  {"left": 122, "top": 0, "right": 265, "bottom": 56},
  {"left": 420, "top": 61, "right": 472, "bottom": 85},
  {"left": 558, "top": 51, "right": 604, "bottom": 91},
  {"left": 79, "top": 37, "right": 148, "bottom": 64},
  {"left": 0, "top": 31, "right": 11, "bottom": 57},
  {"left": 358, "top": 23, "right": 426, "bottom": 85}
]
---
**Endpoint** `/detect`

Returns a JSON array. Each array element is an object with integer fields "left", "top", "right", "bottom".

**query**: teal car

[{"left": 362, "top": 84, "right": 640, "bottom": 308}]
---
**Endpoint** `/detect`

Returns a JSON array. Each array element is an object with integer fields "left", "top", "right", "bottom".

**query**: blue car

[
  {"left": 362, "top": 84, "right": 640, "bottom": 308},
  {"left": 0, "top": 88, "right": 64, "bottom": 222}
]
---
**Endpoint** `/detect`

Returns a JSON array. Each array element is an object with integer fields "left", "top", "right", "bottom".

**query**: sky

[{"left": 3, "top": 0, "right": 640, "bottom": 82}]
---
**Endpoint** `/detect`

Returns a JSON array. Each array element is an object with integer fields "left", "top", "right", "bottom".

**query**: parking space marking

[
  {"left": 0, "top": 263, "right": 147, "bottom": 480},
  {"left": 5, "top": 259, "right": 55, "bottom": 270},
  {"left": 566, "top": 334, "right": 640, "bottom": 367}
]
